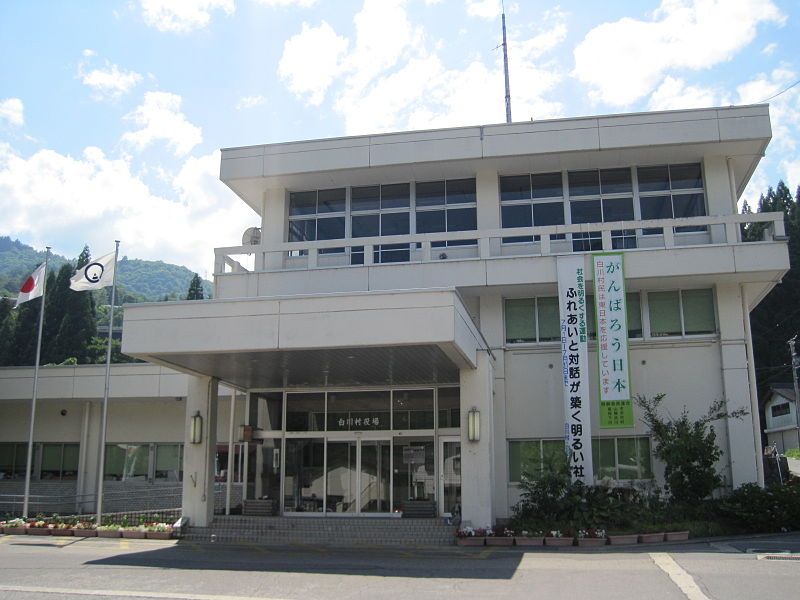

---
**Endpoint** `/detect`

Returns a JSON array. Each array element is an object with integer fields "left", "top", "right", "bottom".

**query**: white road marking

[
  {"left": 0, "top": 585, "right": 293, "bottom": 600},
  {"left": 650, "top": 552, "right": 712, "bottom": 600}
]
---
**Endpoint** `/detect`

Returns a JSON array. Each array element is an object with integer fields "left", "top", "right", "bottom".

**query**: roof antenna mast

[{"left": 501, "top": 1, "right": 512, "bottom": 123}]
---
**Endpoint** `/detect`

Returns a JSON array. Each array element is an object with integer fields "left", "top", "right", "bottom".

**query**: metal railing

[{"left": 214, "top": 212, "right": 786, "bottom": 276}]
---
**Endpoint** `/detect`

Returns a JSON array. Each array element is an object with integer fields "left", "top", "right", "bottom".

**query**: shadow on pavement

[{"left": 85, "top": 542, "right": 524, "bottom": 579}]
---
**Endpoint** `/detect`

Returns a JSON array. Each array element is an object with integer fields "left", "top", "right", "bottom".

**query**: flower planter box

[
  {"left": 121, "top": 530, "right": 147, "bottom": 539},
  {"left": 638, "top": 533, "right": 665, "bottom": 544},
  {"left": 544, "top": 537, "right": 573, "bottom": 547},
  {"left": 514, "top": 537, "right": 544, "bottom": 546},
  {"left": 607, "top": 534, "right": 639, "bottom": 546},
  {"left": 27, "top": 528, "right": 51, "bottom": 536},
  {"left": 4, "top": 527, "right": 27, "bottom": 535},
  {"left": 577, "top": 537, "right": 607, "bottom": 547},
  {"left": 456, "top": 537, "right": 485, "bottom": 546},
  {"left": 97, "top": 529, "right": 121, "bottom": 538},
  {"left": 51, "top": 529, "right": 74, "bottom": 537},
  {"left": 72, "top": 529, "right": 97, "bottom": 537},
  {"left": 486, "top": 537, "right": 514, "bottom": 546},
  {"left": 146, "top": 531, "right": 173, "bottom": 540},
  {"left": 665, "top": 531, "right": 690, "bottom": 542}
]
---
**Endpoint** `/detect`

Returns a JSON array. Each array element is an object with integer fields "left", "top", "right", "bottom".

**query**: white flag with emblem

[{"left": 70, "top": 251, "right": 116, "bottom": 291}]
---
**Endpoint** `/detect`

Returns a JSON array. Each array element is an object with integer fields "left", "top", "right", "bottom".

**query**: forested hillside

[{"left": 0, "top": 237, "right": 212, "bottom": 301}]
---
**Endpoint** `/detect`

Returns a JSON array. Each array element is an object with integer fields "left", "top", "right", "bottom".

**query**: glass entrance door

[
  {"left": 322, "top": 438, "right": 391, "bottom": 515},
  {"left": 438, "top": 436, "right": 461, "bottom": 519},
  {"left": 359, "top": 440, "right": 390, "bottom": 513}
]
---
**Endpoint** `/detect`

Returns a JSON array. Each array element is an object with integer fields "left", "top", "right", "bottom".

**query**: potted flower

[
  {"left": 486, "top": 527, "right": 514, "bottom": 546},
  {"left": 3, "top": 518, "right": 27, "bottom": 535},
  {"left": 121, "top": 525, "right": 147, "bottom": 539},
  {"left": 544, "top": 530, "right": 573, "bottom": 547},
  {"left": 96, "top": 523, "right": 122, "bottom": 538},
  {"left": 27, "top": 520, "right": 52, "bottom": 536},
  {"left": 576, "top": 528, "right": 607, "bottom": 547},
  {"left": 455, "top": 526, "right": 486, "bottom": 546},
  {"left": 514, "top": 529, "right": 544, "bottom": 546},
  {"left": 51, "top": 521, "right": 74, "bottom": 537},
  {"left": 72, "top": 520, "right": 97, "bottom": 537},
  {"left": 145, "top": 522, "right": 174, "bottom": 540}
]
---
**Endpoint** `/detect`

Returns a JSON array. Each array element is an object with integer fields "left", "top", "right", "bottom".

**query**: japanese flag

[
  {"left": 70, "top": 251, "right": 115, "bottom": 291},
  {"left": 15, "top": 263, "right": 46, "bottom": 308}
]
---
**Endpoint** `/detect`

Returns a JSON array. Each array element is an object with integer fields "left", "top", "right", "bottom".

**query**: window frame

[
  {"left": 636, "top": 163, "right": 707, "bottom": 236},
  {"left": 645, "top": 288, "right": 718, "bottom": 339}
]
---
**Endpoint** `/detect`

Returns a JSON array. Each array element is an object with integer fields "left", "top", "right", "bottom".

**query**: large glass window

[
  {"left": 591, "top": 436, "right": 653, "bottom": 480},
  {"left": 286, "top": 393, "right": 325, "bottom": 432},
  {"left": 508, "top": 439, "right": 568, "bottom": 482},
  {"left": 392, "top": 389, "right": 434, "bottom": 430},
  {"left": 415, "top": 179, "right": 477, "bottom": 247},
  {"left": 500, "top": 172, "right": 565, "bottom": 243},
  {"left": 648, "top": 289, "right": 716, "bottom": 337},
  {"left": 288, "top": 188, "right": 347, "bottom": 254},
  {"left": 284, "top": 439, "right": 325, "bottom": 512},
  {"left": 569, "top": 168, "right": 635, "bottom": 251},
  {"left": 40, "top": 443, "right": 79, "bottom": 480},
  {"left": 638, "top": 163, "right": 706, "bottom": 234},
  {"left": 437, "top": 387, "right": 461, "bottom": 428},
  {"left": 504, "top": 297, "right": 560, "bottom": 343},
  {"left": 155, "top": 444, "right": 182, "bottom": 481},
  {"left": 351, "top": 183, "right": 410, "bottom": 264},
  {"left": 104, "top": 443, "right": 149, "bottom": 480},
  {"left": 0, "top": 443, "right": 39, "bottom": 480}
]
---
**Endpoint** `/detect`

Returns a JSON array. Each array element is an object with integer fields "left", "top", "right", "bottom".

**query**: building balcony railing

[{"left": 214, "top": 212, "right": 786, "bottom": 279}]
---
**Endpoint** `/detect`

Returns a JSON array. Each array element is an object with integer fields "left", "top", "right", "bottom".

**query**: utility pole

[
  {"left": 789, "top": 337, "right": 800, "bottom": 443},
  {"left": 501, "top": 1, "right": 512, "bottom": 123}
]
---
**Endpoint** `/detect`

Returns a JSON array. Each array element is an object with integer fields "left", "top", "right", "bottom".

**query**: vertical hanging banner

[
  {"left": 592, "top": 253, "right": 634, "bottom": 428},
  {"left": 557, "top": 255, "right": 594, "bottom": 483}
]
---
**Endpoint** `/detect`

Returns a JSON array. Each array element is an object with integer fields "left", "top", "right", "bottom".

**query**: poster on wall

[
  {"left": 592, "top": 252, "right": 634, "bottom": 428},
  {"left": 557, "top": 255, "right": 594, "bottom": 483}
]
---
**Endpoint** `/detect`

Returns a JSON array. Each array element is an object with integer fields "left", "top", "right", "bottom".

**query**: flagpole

[
  {"left": 95, "top": 240, "right": 120, "bottom": 526},
  {"left": 22, "top": 247, "right": 50, "bottom": 518}
]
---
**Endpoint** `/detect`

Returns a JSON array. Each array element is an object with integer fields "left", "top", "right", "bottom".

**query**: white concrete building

[
  {"left": 3, "top": 105, "right": 788, "bottom": 529},
  {"left": 763, "top": 384, "right": 799, "bottom": 453}
]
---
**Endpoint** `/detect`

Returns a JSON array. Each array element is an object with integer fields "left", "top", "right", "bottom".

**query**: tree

[
  {"left": 42, "top": 264, "right": 73, "bottom": 364},
  {"left": 635, "top": 394, "right": 747, "bottom": 504},
  {"left": 52, "top": 247, "right": 97, "bottom": 364},
  {"left": 186, "top": 273, "right": 204, "bottom": 300},
  {"left": 0, "top": 297, "right": 14, "bottom": 366}
]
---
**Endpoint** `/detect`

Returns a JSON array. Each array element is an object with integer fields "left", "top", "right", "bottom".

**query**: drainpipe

[{"left": 741, "top": 285, "right": 765, "bottom": 487}]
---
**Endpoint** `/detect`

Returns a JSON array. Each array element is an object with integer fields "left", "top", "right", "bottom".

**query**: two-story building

[{"left": 121, "top": 104, "right": 789, "bottom": 528}]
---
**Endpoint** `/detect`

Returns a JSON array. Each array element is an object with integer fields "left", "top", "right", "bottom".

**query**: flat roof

[{"left": 220, "top": 104, "right": 771, "bottom": 214}]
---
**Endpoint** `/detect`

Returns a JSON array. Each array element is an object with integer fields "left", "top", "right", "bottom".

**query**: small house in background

[{"left": 763, "top": 384, "right": 799, "bottom": 453}]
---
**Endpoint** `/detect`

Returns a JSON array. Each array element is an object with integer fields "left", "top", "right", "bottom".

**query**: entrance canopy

[{"left": 121, "top": 289, "right": 485, "bottom": 389}]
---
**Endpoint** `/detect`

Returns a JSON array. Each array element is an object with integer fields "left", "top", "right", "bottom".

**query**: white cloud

[
  {"left": 279, "top": 0, "right": 565, "bottom": 134},
  {"left": 82, "top": 48, "right": 96, "bottom": 58},
  {"left": 762, "top": 42, "right": 778, "bottom": 56},
  {"left": 278, "top": 21, "right": 349, "bottom": 106},
  {"left": 253, "top": 0, "right": 317, "bottom": 7},
  {"left": 573, "top": 0, "right": 785, "bottom": 106},
  {"left": 0, "top": 98, "right": 24, "bottom": 127},
  {"left": 738, "top": 65, "right": 800, "bottom": 204},
  {"left": 139, "top": 0, "right": 235, "bottom": 33},
  {"left": 465, "top": 0, "right": 500, "bottom": 19},
  {"left": 79, "top": 60, "right": 143, "bottom": 101},
  {"left": 122, "top": 91, "right": 203, "bottom": 156},
  {"left": 0, "top": 144, "right": 256, "bottom": 275},
  {"left": 647, "top": 76, "right": 719, "bottom": 111},
  {"left": 235, "top": 95, "right": 267, "bottom": 110}
]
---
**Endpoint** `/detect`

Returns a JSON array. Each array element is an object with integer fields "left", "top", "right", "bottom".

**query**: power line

[{"left": 758, "top": 78, "right": 800, "bottom": 103}]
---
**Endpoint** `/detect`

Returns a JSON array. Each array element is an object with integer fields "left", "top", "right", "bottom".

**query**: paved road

[{"left": 0, "top": 533, "right": 798, "bottom": 600}]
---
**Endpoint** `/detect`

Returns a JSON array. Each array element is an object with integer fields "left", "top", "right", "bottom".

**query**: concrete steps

[{"left": 183, "top": 516, "right": 457, "bottom": 546}]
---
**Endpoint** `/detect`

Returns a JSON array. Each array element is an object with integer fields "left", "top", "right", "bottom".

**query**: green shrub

[
  {"left": 719, "top": 482, "right": 800, "bottom": 532},
  {"left": 785, "top": 448, "right": 800, "bottom": 459}
]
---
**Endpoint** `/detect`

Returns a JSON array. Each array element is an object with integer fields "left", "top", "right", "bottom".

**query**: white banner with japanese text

[
  {"left": 592, "top": 253, "right": 634, "bottom": 428},
  {"left": 557, "top": 255, "right": 594, "bottom": 483}
]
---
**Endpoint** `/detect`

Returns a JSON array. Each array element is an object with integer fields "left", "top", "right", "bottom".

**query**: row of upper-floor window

[
  {"left": 286, "top": 164, "right": 706, "bottom": 248},
  {"left": 504, "top": 288, "right": 716, "bottom": 344}
]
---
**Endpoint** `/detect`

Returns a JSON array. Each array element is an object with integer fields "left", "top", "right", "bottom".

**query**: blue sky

[{"left": 1, "top": 0, "right": 798, "bottom": 275}]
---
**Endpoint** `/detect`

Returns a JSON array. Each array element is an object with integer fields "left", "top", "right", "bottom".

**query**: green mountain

[{"left": 0, "top": 237, "right": 212, "bottom": 301}]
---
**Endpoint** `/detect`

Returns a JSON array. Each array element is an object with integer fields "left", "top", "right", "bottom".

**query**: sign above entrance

[{"left": 557, "top": 255, "right": 594, "bottom": 484}]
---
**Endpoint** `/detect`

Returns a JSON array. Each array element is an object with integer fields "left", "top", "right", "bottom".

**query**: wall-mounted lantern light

[
  {"left": 190, "top": 411, "right": 203, "bottom": 444},
  {"left": 467, "top": 407, "right": 480, "bottom": 442}
]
